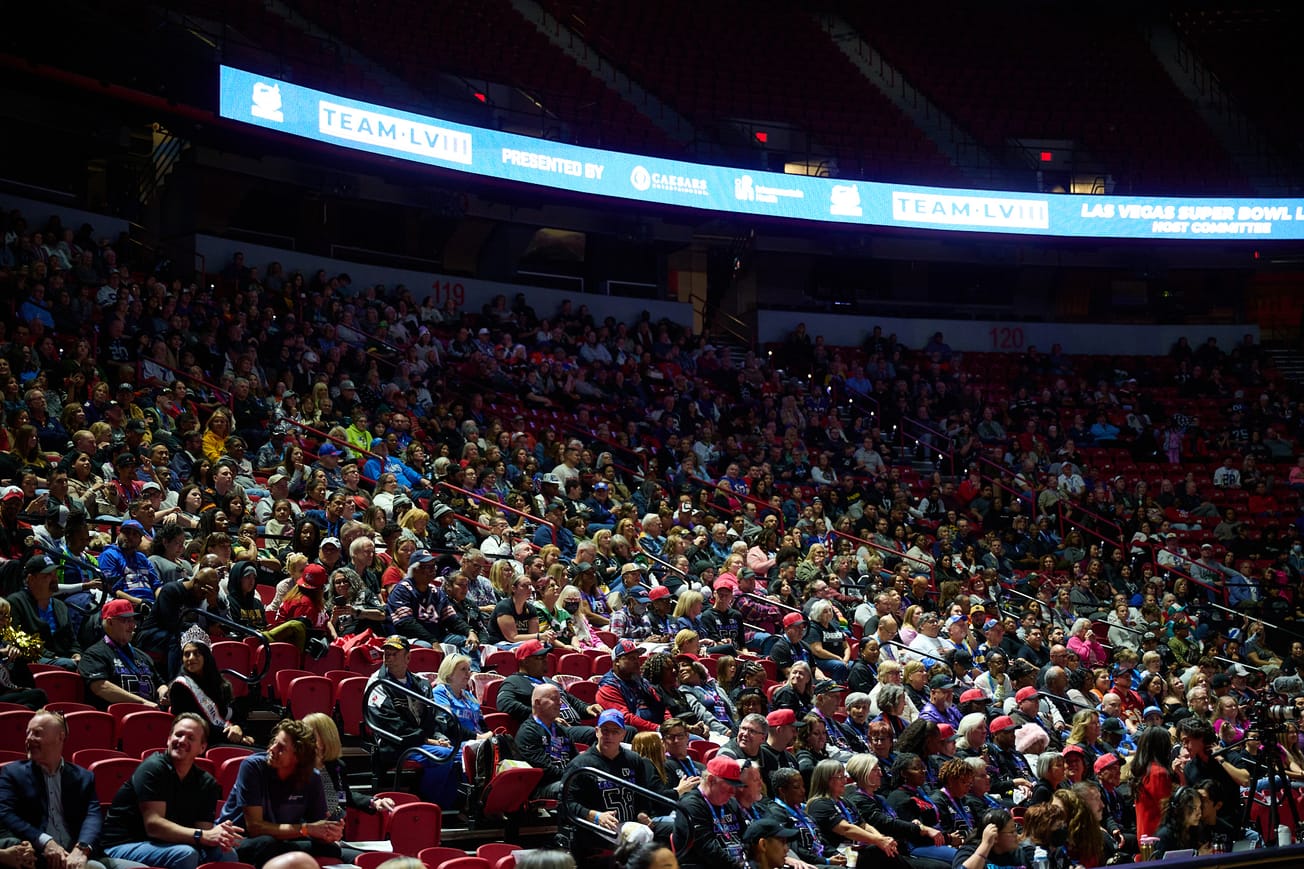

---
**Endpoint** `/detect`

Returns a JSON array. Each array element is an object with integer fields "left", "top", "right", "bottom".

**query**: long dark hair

[
  {"left": 896, "top": 718, "right": 939, "bottom": 758},
  {"left": 1128, "top": 724, "right": 1174, "bottom": 791},
  {"left": 178, "top": 640, "right": 231, "bottom": 717},
  {"left": 1157, "top": 785, "right": 1203, "bottom": 851}
]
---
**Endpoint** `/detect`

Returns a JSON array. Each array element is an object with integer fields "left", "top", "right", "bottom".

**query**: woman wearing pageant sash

[{"left": 169, "top": 624, "right": 256, "bottom": 745}]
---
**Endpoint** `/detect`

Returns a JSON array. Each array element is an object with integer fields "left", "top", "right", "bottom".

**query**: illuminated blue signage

[{"left": 221, "top": 66, "right": 1304, "bottom": 241}]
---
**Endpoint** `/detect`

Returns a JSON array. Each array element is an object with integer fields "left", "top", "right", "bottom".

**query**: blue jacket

[{"left": 0, "top": 759, "right": 103, "bottom": 852}]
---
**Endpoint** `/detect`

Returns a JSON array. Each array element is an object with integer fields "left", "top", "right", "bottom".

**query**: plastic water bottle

[
  {"left": 1278, "top": 824, "right": 1292, "bottom": 847},
  {"left": 1033, "top": 846, "right": 1049, "bottom": 869}
]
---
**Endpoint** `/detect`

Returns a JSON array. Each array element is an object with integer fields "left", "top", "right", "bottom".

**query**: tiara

[{"left": 180, "top": 624, "right": 211, "bottom": 649}]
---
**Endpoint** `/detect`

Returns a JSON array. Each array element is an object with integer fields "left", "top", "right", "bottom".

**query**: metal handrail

[
  {"left": 437, "top": 480, "right": 556, "bottom": 545},
  {"left": 560, "top": 764, "right": 682, "bottom": 846},
  {"left": 135, "top": 358, "right": 233, "bottom": 408},
  {"left": 360, "top": 675, "right": 457, "bottom": 788},
  {"left": 831, "top": 529, "right": 934, "bottom": 587},
  {"left": 635, "top": 545, "right": 688, "bottom": 578},
  {"left": 183, "top": 608, "right": 272, "bottom": 690},
  {"left": 562, "top": 423, "right": 648, "bottom": 477},
  {"left": 282, "top": 419, "right": 383, "bottom": 463},
  {"left": 1146, "top": 544, "right": 1231, "bottom": 605}
]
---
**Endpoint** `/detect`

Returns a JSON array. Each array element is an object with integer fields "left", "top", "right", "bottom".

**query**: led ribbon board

[{"left": 221, "top": 66, "right": 1304, "bottom": 240}]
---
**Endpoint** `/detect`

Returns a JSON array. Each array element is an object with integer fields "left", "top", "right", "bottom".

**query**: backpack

[{"left": 469, "top": 732, "right": 520, "bottom": 805}]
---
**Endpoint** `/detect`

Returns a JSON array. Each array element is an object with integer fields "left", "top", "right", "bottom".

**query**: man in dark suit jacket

[{"left": 0, "top": 709, "right": 102, "bottom": 869}]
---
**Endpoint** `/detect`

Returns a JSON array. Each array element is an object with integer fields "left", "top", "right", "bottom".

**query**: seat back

[
  {"left": 72, "top": 747, "right": 127, "bottom": 767},
  {"left": 273, "top": 668, "right": 315, "bottom": 703},
  {"left": 567, "top": 680, "right": 598, "bottom": 704},
  {"left": 118, "top": 709, "right": 177, "bottom": 757},
  {"left": 408, "top": 647, "right": 445, "bottom": 673},
  {"left": 44, "top": 701, "right": 94, "bottom": 715},
  {"left": 0, "top": 710, "right": 34, "bottom": 748},
  {"left": 417, "top": 847, "right": 468, "bottom": 869},
  {"left": 336, "top": 676, "right": 369, "bottom": 737},
  {"left": 440, "top": 857, "right": 490, "bottom": 869},
  {"left": 303, "top": 644, "right": 346, "bottom": 676},
  {"left": 218, "top": 755, "right": 247, "bottom": 798},
  {"left": 32, "top": 670, "right": 84, "bottom": 704},
  {"left": 205, "top": 745, "right": 255, "bottom": 766},
  {"left": 554, "top": 653, "right": 591, "bottom": 678},
  {"left": 481, "top": 650, "right": 516, "bottom": 675},
  {"left": 483, "top": 712, "right": 518, "bottom": 737},
  {"left": 88, "top": 756, "right": 139, "bottom": 806},
  {"left": 353, "top": 853, "right": 402, "bottom": 869},
  {"left": 470, "top": 672, "right": 504, "bottom": 704},
  {"left": 63, "top": 711, "right": 116, "bottom": 759},
  {"left": 258, "top": 644, "right": 305, "bottom": 695},
  {"left": 287, "top": 675, "right": 335, "bottom": 719},
  {"left": 387, "top": 801, "right": 443, "bottom": 855},
  {"left": 480, "top": 766, "right": 543, "bottom": 818},
  {"left": 476, "top": 844, "right": 520, "bottom": 864}
]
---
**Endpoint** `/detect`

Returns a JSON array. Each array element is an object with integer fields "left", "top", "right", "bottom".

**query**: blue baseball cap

[
  {"left": 409, "top": 549, "right": 435, "bottom": 566},
  {"left": 120, "top": 519, "right": 146, "bottom": 534},
  {"left": 597, "top": 709, "right": 626, "bottom": 730}
]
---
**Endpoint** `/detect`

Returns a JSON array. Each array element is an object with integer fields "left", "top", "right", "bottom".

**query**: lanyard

[{"left": 942, "top": 788, "right": 972, "bottom": 826}]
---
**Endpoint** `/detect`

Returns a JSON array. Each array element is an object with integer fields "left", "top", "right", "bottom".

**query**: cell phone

[{"left": 334, "top": 595, "right": 347, "bottom": 606}]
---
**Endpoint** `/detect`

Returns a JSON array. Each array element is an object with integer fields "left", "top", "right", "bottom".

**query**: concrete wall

[
  {"left": 195, "top": 234, "right": 693, "bottom": 327},
  {"left": 757, "top": 310, "right": 1257, "bottom": 356}
]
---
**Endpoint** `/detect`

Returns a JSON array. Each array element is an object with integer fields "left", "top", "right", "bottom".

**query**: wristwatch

[
  {"left": 74, "top": 843, "right": 92, "bottom": 857},
  {"left": 193, "top": 830, "right": 203, "bottom": 846}
]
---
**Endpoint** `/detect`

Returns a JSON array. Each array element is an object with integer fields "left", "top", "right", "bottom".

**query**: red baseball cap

[
  {"left": 1093, "top": 753, "right": 1121, "bottom": 774},
  {"left": 990, "top": 715, "right": 1018, "bottom": 733},
  {"left": 101, "top": 599, "right": 136, "bottom": 620},
  {"left": 782, "top": 612, "right": 805, "bottom": 628},
  {"left": 960, "top": 688, "right": 988, "bottom": 704},
  {"left": 766, "top": 708, "right": 797, "bottom": 727},
  {"left": 705, "top": 755, "right": 743, "bottom": 786},
  {"left": 514, "top": 639, "right": 550, "bottom": 661},
  {"left": 647, "top": 586, "right": 671, "bottom": 602},
  {"left": 1015, "top": 686, "right": 1040, "bottom": 703}
]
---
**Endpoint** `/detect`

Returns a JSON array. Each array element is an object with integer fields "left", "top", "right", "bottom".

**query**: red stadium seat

[
  {"left": 273, "top": 668, "right": 315, "bottom": 703},
  {"left": 336, "top": 676, "right": 369, "bottom": 737},
  {"left": 554, "top": 653, "right": 591, "bottom": 678},
  {"left": 387, "top": 801, "right": 443, "bottom": 855},
  {"left": 62, "top": 711, "right": 115, "bottom": 759},
  {"left": 0, "top": 710, "right": 34, "bottom": 747},
  {"left": 479, "top": 767, "right": 543, "bottom": 820},
  {"left": 440, "top": 857, "right": 490, "bottom": 869},
  {"left": 118, "top": 710, "right": 176, "bottom": 757},
  {"left": 206, "top": 745, "right": 255, "bottom": 765},
  {"left": 287, "top": 675, "right": 335, "bottom": 719},
  {"left": 408, "top": 647, "right": 445, "bottom": 673},
  {"left": 304, "top": 644, "right": 346, "bottom": 677},
  {"left": 354, "top": 853, "right": 402, "bottom": 869},
  {"left": 88, "top": 757, "right": 138, "bottom": 806},
  {"left": 476, "top": 844, "right": 520, "bottom": 865},
  {"left": 417, "top": 847, "right": 466, "bottom": 868},
  {"left": 33, "top": 670, "right": 84, "bottom": 704},
  {"left": 483, "top": 712, "right": 518, "bottom": 737},
  {"left": 72, "top": 748, "right": 128, "bottom": 767}
]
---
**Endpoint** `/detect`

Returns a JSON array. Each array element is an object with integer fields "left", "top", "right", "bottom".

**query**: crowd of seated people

[{"left": 2, "top": 203, "right": 1304, "bottom": 866}]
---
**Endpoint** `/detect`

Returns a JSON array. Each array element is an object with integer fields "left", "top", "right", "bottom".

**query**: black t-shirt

[
  {"left": 102, "top": 752, "right": 221, "bottom": 848},
  {"left": 769, "top": 636, "right": 809, "bottom": 675},
  {"left": 78, "top": 637, "right": 161, "bottom": 709},
  {"left": 487, "top": 597, "right": 534, "bottom": 644},
  {"left": 803, "top": 621, "right": 845, "bottom": 658},
  {"left": 1184, "top": 752, "right": 1242, "bottom": 828},
  {"left": 700, "top": 606, "right": 744, "bottom": 644},
  {"left": 805, "top": 795, "right": 859, "bottom": 850}
]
